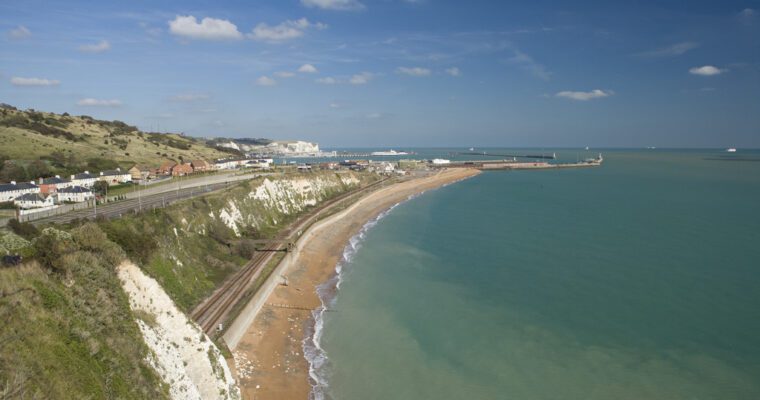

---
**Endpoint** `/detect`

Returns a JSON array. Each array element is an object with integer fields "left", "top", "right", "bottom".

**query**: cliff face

[
  {"left": 100, "top": 171, "right": 374, "bottom": 312},
  {"left": 0, "top": 171, "right": 375, "bottom": 399},
  {"left": 118, "top": 262, "right": 239, "bottom": 400}
]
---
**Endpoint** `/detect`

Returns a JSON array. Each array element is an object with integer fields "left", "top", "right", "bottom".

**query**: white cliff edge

[{"left": 117, "top": 261, "right": 240, "bottom": 400}]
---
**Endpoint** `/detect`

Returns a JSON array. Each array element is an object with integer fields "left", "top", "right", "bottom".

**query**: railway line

[{"left": 191, "top": 176, "right": 392, "bottom": 336}]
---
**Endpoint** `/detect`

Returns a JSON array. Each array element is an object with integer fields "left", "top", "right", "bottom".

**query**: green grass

[{"left": 0, "top": 225, "right": 169, "bottom": 399}]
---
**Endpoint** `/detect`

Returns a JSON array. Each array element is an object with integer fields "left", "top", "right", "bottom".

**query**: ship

[
  {"left": 370, "top": 150, "right": 409, "bottom": 156},
  {"left": 726, "top": 148, "right": 737, "bottom": 153}
]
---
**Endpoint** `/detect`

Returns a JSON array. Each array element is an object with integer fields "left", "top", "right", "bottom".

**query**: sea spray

[{"left": 303, "top": 200, "right": 408, "bottom": 400}]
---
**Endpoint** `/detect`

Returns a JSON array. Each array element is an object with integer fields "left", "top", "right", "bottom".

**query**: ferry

[
  {"left": 726, "top": 148, "right": 737, "bottom": 153},
  {"left": 370, "top": 150, "right": 409, "bottom": 156}
]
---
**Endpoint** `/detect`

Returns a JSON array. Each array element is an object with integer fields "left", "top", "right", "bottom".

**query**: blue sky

[{"left": 1, "top": 0, "right": 758, "bottom": 148}]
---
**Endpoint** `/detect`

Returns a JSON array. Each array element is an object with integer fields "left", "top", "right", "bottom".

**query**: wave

[{"left": 303, "top": 199, "right": 409, "bottom": 400}]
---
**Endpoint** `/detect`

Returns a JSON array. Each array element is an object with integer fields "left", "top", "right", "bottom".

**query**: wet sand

[{"left": 231, "top": 168, "right": 480, "bottom": 400}]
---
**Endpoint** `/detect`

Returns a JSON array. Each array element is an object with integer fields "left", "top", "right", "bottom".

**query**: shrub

[{"left": 7, "top": 219, "right": 39, "bottom": 240}]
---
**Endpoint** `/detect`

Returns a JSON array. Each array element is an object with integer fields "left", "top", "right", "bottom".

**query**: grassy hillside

[
  {"left": 0, "top": 225, "right": 169, "bottom": 399},
  {"left": 0, "top": 105, "right": 233, "bottom": 179}
]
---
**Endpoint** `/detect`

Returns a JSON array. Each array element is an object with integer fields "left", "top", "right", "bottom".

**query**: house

[
  {"left": 0, "top": 181, "right": 39, "bottom": 202},
  {"left": 214, "top": 158, "right": 247, "bottom": 170},
  {"left": 431, "top": 159, "right": 451, "bottom": 165},
  {"left": 369, "top": 161, "right": 396, "bottom": 174},
  {"left": 191, "top": 159, "right": 212, "bottom": 172},
  {"left": 100, "top": 168, "right": 133, "bottom": 186},
  {"left": 56, "top": 186, "right": 94, "bottom": 203},
  {"left": 157, "top": 161, "right": 177, "bottom": 175},
  {"left": 14, "top": 192, "right": 55, "bottom": 209},
  {"left": 296, "top": 164, "right": 312, "bottom": 171},
  {"left": 244, "top": 159, "right": 271, "bottom": 169},
  {"left": 38, "top": 176, "right": 73, "bottom": 194},
  {"left": 171, "top": 163, "right": 194, "bottom": 176},
  {"left": 128, "top": 165, "right": 153, "bottom": 181},
  {"left": 70, "top": 171, "right": 99, "bottom": 188}
]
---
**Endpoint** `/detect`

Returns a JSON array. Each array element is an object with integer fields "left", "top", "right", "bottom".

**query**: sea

[{"left": 303, "top": 149, "right": 760, "bottom": 400}]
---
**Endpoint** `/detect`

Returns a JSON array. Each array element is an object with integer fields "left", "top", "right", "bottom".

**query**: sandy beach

[{"left": 230, "top": 168, "right": 480, "bottom": 400}]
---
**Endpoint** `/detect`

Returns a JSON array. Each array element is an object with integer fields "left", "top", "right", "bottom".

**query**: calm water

[{"left": 309, "top": 150, "right": 760, "bottom": 400}]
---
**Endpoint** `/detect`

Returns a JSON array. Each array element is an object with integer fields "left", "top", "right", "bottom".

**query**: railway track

[{"left": 191, "top": 176, "right": 391, "bottom": 335}]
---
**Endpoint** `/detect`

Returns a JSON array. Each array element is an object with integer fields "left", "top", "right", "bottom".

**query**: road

[{"left": 29, "top": 171, "right": 272, "bottom": 225}]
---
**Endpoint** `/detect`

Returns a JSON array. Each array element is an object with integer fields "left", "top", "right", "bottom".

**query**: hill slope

[{"left": 0, "top": 105, "right": 233, "bottom": 175}]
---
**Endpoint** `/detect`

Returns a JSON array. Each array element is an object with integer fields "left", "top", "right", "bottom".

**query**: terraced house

[
  {"left": 99, "top": 168, "right": 132, "bottom": 186},
  {"left": 0, "top": 181, "right": 40, "bottom": 202}
]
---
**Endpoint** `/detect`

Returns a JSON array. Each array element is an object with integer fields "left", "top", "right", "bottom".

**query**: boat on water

[
  {"left": 469, "top": 147, "right": 475, "bottom": 151},
  {"left": 726, "top": 148, "right": 737, "bottom": 153},
  {"left": 370, "top": 149, "right": 409, "bottom": 156}
]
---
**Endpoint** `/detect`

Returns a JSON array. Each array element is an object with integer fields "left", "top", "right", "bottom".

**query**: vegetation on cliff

[{"left": 0, "top": 224, "right": 168, "bottom": 399}]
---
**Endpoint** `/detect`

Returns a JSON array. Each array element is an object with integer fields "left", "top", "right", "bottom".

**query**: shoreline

[{"left": 229, "top": 168, "right": 480, "bottom": 399}]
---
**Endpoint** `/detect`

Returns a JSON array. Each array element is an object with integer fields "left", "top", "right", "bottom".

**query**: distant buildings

[
  {"left": 38, "top": 176, "right": 73, "bottom": 194},
  {"left": 100, "top": 168, "right": 133, "bottom": 186},
  {"left": 71, "top": 171, "right": 99, "bottom": 188},
  {"left": 14, "top": 192, "right": 54, "bottom": 209},
  {"left": 56, "top": 186, "right": 94, "bottom": 203},
  {"left": 171, "top": 163, "right": 194, "bottom": 176},
  {"left": 0, "top": 181, "right": 39, "bottom": 202}
]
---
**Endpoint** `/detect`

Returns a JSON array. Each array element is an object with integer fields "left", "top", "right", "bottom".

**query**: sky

[{"left": 1, "top": 0, "right": 758, "bottom": 148}]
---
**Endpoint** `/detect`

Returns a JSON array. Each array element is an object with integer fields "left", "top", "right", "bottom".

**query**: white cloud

[
  {"left": 365, "top": 112, "right": 382, "bottom": 119},
  {"left": 171, "top": 93, "right": 209, "bottom": 102},
  {"left": 168, "top": 15, "right": 243, "bottom": 40},
  {"left": 349, "top": 72, "right": 373, "bottom": 85},
  {"left": 248, "top": 18, "right": 326, "bottom": 42},
  {"left": 274, "top": 71, "right": 296, "bottom": 78},
  {"left": 636, "top": 42, "right": 699, "bottom": 58},
  {"left": 396, "top": 67, "right": 431, "bottom": 77},
  {"left": 689, "top": 65, "right": 725, "bottom": 76},
  {"left": 8, "top": 25, "right": 31, "bottom": 39},
  {"left": 301, "top": 0, "right": 365, "bottom": 11},
  {"left": 10, "top": 77, "right": 60, "bottom": 86},
  {"left": 256, "top": 76, "right": 277, "bottom": 86},
  {"left": 445, "top": 67, "right": 461, "bottom": 77},
  {"left": 298, "top": 63, "right": 318, "bottom": 73},
  {"left": 555, "top": 89, "right": 613, "bottom": 101},
  {"left": 77, "top": 98, "right": 122, "bottom": 107},
  {"left": 316, "top": 77, "right": 339, "bottom": 84},
  {"left": 79, "top": 40, "right": 111, "bottom": 53},
  {"left": 507, "top": 50, "right": 551, "bottom": 80},
  {"left": 329, "top": 102, "right": 342, "bottom": 108}
]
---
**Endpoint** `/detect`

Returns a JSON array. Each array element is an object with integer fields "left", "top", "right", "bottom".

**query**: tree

[
  {"left": 92, "top": 180, "right": 109, "bottom": 196},
  {"left": 26, "top": 160, "right": 50, "bottom": 180},
  {"left": 0, "top": 162, "right": 28, "bottom": 182}
]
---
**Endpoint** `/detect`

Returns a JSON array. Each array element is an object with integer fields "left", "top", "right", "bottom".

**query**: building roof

[
  {"left": 191, "top": 160, "right": 211, "bottom": 167},
  {"left": 15, "top": 192, "right": 46, "bottom": 202},
  {"left": 101, "top": 169, "right": 126, "bottom": 176},
  {"left": 74, "top": 172, "right": 97, "bottom": 180},
  {"left": 57, "top": 185, "right": 92, "bottom": 194},
  {"left": 41, "top": 176, "right": 71, "bottom": 185},
  {"left": 0, "top": 182, "right": 37, "bottom": 193}
]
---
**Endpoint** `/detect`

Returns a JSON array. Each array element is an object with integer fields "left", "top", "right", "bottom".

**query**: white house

[
  {"left": 369, "top": 161, "right": 396, "bottom": 174},
  {"left": 71, "top": 171, "right": 99, "bottom": 188},
  {"left": 0, "top": 181, "right": 39, "bottom": 202},
  {"left": 14, "top": 192, "right": 55, "bottom": 209},
  {"left": 214, "top": 158, "right": 247, "bottom": 170},
  {"left": 244, "top": 159, "right": 272, "bottom": 169},
  {"left": 431, "top": 159, "right": 451, "bottom": 165},
  {"left": 56, "top": 186, "right": 94, "bottom": 203},
  {"left": 99, "top": 168, "right": 132, "bottom": 186}
]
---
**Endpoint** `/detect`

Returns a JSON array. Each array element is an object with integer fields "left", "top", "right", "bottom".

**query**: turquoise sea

[{"left": 306, "top": 149, "right": 760, "bottom": 400}]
